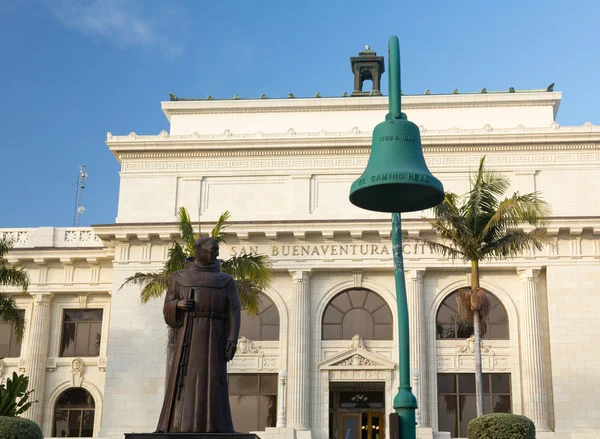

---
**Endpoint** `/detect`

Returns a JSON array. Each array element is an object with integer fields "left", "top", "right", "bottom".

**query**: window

[
  {"left": 438, "top": 373, "right": 511, "bottom": 437},
  {"left": 228, "top": 374, "right": 277, "bottom": 433},
  {"left": 60, "top": 309, "right": 103, "bottom": 357},
  {"left": 53, "top": 388, "right": 95, "bottom": 437},
  {"left": 322, "top": 289, "right": 393, "bottom": 340},
  {"left": 240, "top": 294, "right": 280, "bottom": 341},
  {"left": 0, "top": 310, "right": 25, "bottom": 358},
  {"left": 436, "top": 291, "right": 508, "bottom": 340}
]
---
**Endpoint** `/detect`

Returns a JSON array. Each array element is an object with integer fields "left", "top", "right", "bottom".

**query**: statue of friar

[{"left": 156, "top": 237, "right": 241, "bottom": 433}]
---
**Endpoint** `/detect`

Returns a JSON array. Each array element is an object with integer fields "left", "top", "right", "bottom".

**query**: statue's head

[{"left": 194, "top": 237, "right": 219, "bottom": 266}]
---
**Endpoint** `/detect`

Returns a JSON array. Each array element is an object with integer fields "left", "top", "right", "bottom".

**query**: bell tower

[{"left": 351, "top": 45, "right": 385, "bottom": 96}]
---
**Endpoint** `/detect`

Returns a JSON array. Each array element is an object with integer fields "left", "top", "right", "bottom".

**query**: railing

[{"left": 0, "top": 227, "right": 103, "bottom": 249}]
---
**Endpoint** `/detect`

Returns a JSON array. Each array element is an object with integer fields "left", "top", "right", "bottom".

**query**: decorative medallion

[{"left": 236, "top": 336, "right": 261, "bottom": 354}]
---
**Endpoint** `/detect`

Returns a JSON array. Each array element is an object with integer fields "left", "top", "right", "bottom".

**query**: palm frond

[
  {"left": 212, "top": 211, "right": 232, "bottom": 243},
  {"left": 0, "top": 295, "right": 25, "bottom": 340},
  {"left": 480, "top": 228, "right": 550, "bottom": 259},
  {"left": 0, "top": 238, "right": 14, "bottom": 259},
  {"left": 221, "top": 254, "right": 273, "bottom": 290},
  {"left": 404, "top": 237, "right": 464, "bottom": 260},
  {"left": 0, "top": 266, "right": 29, "bottom": 291},
  {"left": 479, "top": 192, "right": 551, "bottom": 242},
  {"left": 177, "top": 207, "right": 196, "bottom": 251},
  {"left": 164, "top": 242, "right": 188, "bottom": 273},
  {"left": 234, "top": 279, "right": 262, "bottom": 315},
  {"left": 120, "top": 271, "right": 170, "bottom": 303}
]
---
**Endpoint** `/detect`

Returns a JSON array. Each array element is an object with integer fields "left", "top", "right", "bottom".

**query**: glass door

[
  {"left": 367, "top": 412, "right": 384, "bottom": 439},
  {"left": 339, "top": 413, "right": 362, "bottom": 439}
]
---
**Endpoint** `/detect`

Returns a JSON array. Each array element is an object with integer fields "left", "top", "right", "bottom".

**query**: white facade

[{"left": 1, "top": 89, "right": 600, "bottom": 439}]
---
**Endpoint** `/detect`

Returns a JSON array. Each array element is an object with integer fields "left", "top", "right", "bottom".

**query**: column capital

[
  {"left": 517, "top": 267, "right": 542, "bottom": 283},
  {"left": 30, "top": 292, "right": 54, "bottom": 305},
  {"left": 405, "top": 269, "right": 425, "bottom": 282},
  {"left": 289, "top": 269, "right": 312, "bottom": 283}
]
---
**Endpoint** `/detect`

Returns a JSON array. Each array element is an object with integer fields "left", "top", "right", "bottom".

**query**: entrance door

[
  {"left": 339, "top": 413, "right": 361, "bottom": 439},
  {"left": 338, "top": 412, "right": 385, "bottom": 439}
]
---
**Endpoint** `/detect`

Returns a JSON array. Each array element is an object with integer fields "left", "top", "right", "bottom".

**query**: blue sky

[{"left": 1, "top": 0, "right": 598, "bottom": 228}]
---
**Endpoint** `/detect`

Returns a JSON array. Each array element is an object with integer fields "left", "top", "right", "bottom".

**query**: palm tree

[
  {"left": 121, "top": 208, "right": 273, "bottom": 314},
  {"left": 414, "top": 156, "right": 550, "bottom": 417},
  {"left": 0, "top": 238, "right": 29, "bottom": 340}
]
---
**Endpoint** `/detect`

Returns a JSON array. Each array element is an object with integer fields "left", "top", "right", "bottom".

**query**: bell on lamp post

[{"left": 349, "top": 36, "right": 444, "bottom": 439}]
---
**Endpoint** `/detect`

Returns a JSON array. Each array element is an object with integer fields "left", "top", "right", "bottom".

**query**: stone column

[
  {"left": 406, "top": 269, "right": 427, "bottom": 426},
  {"left": 518, "top": 268, "right": 549, "bottom": 430},
  {"left": 25, "top": 293, "right": 54, "bottom": 424},
  {"left": 277, "top": 370, "right": 288, "bottom": 428},
  {"left": 287, "top": 270, "right": 312, "bottom": 430}
]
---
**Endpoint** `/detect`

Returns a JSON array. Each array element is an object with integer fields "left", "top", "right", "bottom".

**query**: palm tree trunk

[{"left": 471, "top": 260, "right": 485, "bottom": 417}]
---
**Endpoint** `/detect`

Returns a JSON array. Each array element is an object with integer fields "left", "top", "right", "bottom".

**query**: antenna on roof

[{"left": 72, "top": 164, "right": 88, "bottom": 227}]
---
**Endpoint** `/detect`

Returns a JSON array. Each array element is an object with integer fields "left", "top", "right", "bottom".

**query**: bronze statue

[{"left": 156, "top": 237, "right": 241, "bottom": 433}]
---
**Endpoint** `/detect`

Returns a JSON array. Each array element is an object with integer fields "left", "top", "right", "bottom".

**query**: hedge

[
  {"left": 0, "top": 416, "right": 43, "bottom": 439},
  {"left": 468, "top": 413, "right": 535, "bottom": 439}
]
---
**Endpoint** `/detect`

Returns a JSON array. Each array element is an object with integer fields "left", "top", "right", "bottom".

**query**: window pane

[
  {"left": 323, "top": 306, "right": 344, "bottom": 324},
  {"left": 488, "top": 323, "right": 509, "bottom": 340},
  {"left": 348, "top": 290, "right": 368, "bottom": 308},
  {"left": 436, "top": 323, "right": 455, "bottom": 340},
  {"left": 229, "top": 374, "right": 259, "bottom": 395},
  {"left": 64, "top": 309, "right": 103, "bottom": 322},
  {"left": 456, "top": 323, "right": 474, "bottom": 339},
  {"left": 260, "top": 306, "right": 279, "bottom": 325},
  {"left": 363, "top": 293, "right": 384, "bottom": 312},
  {"left": 257, "top": 296, "right": 274, "bottom": 314},
  {"left": 81, "top": 410, "right": 95, "bottom": 437},
  {"left": 9, "top": 326, "right": 22, "bottom": 358},
  {"left": 260, "top": 375, "right": 278, "bottom": 394},
  {"left": 437, "top": 304, "right": 456, "bottom": 324},
  {"left": 0, "top": 323, "right": 11, "bottom": 358},
  {"left": 342, "top": 309, "right": 373, "bottom": 340},
  {"left": 89, "top": 322, "right": 102, "bottom": 357},
  {"left": 240, "top": 313, "right": 261, "bottom": 341},
  {"left": 75, "top": 322, "right": 91, "bottom": 357},
  {"left": 258, "top": 395, "right": 277, "bottom": 430},
  {"left": 437, "top": 395, "right": 457, "bottom": 437},
  {"left": 230, "top": 395, "right": 259, "bottom": 433},
  {"left": 492, "top": 374, "right": 511, "bottom": 394},
  {"left": 458, "top": 374, "right": 476, "bottom": 394},
  {"left": 438, "top": 374, "right": 456, "bottom": 394},
  {"left": 53, "top": 409, "right": 68, "bottom": 437},
  {"left": 492, "top": 395, "right": 511, "bottom": 413},
  {"left": 488, "top": 303, "right": 507, "bottom": 323},
  {"left": 331, "top": 293, "right": 352, "bottom": 312},
  {"left": 58, "top": 388, "right": 95, "bottom": 408},
  {"left": 68, "top": 410, "right": 83, "bottom": 437},
  {"left": 261, "top": 325, "right": 279, "bottom": 341},
  {"left": 458, "top": 395, "right": 477, "bottom": 438},
  {"left": 374, "top": 324, "right": 393, "bottom": 340},
  {"left": 482, "top": 374, "right": 490, "bottom": 394},
  {"left": 61, "top": 322, "right": 76, "bottom": 357},
  {"left": 372, "top": 306, "right": 392, "bottom": 325},
  {"left": 323, "top": 324, "right": 341, "bottom": 340}
]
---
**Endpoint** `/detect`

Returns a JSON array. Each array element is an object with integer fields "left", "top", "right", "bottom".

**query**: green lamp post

[{"left": 349, "top": 36, "right": 445, "bottom": 439}]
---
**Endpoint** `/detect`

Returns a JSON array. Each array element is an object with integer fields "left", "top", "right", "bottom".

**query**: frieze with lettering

[{"left": 225, "top": 243, "right": 430, "bottom": 259}]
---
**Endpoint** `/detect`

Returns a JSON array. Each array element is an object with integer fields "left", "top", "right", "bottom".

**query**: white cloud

[{"left": 44, "top": 0, "right": 183, "bottom": 57}]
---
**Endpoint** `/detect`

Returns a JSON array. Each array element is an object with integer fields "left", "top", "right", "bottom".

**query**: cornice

[
  {"left": 160, "top": 92, "right": 561, "bottom": 119},
  {"left": 107, "top": 125, "right": 600, "bottom": 161}
]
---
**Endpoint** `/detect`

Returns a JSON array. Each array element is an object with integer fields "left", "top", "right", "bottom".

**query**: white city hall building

[{"left": 1, "top": 51, "right": 599, "bottom": 439}]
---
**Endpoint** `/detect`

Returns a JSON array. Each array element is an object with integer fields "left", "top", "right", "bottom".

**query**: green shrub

[
  {"left": 468, "top": 413, "right": 535, "bottom": 439},
  {"left": 0, "top": 372, "right": 36, "bottom": 416},
  {"left": 0, "top": 416, "right": 43, "bottom": 439}
]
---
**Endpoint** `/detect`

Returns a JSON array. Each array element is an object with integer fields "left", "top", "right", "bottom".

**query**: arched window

[
  {"left": 436, "top": 290, "right": 509, "bottom": 340},
  {"left": 53, "top": 388, "right": 95, "bottom": 437},
  {"left": 322, "top": 289, "right": 393, "bottom": 340},
  {"left": 240, "top": 294, "right": 280, "bottom": 341}
]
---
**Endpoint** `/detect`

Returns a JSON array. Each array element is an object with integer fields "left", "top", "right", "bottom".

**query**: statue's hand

[
  {"left": 225, "top": 340, "right": 237, "bottom": 361},
  {"left": 176, "top": 299, "right": 194, "bottom": 311}
]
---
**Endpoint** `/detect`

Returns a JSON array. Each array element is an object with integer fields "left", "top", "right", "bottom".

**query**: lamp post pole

[{"left": 389, "top": 36, "right": 417, "bottom": 439}]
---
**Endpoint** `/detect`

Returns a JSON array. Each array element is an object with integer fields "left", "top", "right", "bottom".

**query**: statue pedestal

[{"left": 125, "top": 434, "right": 260, "bottom": 439}]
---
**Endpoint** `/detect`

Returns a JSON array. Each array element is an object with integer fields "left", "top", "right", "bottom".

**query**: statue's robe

[{"left": 156, "top": 260, "right": 240, "bottom": 433}]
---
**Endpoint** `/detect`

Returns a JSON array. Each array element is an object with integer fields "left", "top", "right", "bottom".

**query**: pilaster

[
  {"left": 25, "top": 292, "right": 54, "bottom": 425},
  {"left": 287, "top": 270, "right": 312, "bottom": 430},
  {"left": 406, "top": 269, "right": 427, "bottom": 427},
  {"left": 518, "top": 268, "right": 549, "bottom": 431}
]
